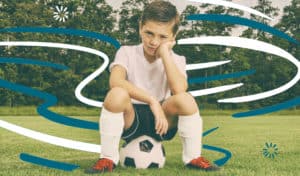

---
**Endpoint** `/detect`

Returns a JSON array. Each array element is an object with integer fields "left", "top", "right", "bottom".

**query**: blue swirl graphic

[
  {"left": 1, "top": 5, "right": 297, "bottom": 170},
  {"left": 0, "top": 59, "right": 98, "bottom": 130},
  {"left": 203, "top": 144, "right": 232, "bottom": 166},
  {"left": 20, "top": 153, "right": 79, "bottom": 171},
  {"left": 0, "top": 79, "right": 98, "bottom": 130},
  {"left": 202, "top": 126, "right": 219, "bottom": 137},
  {"left": 202, "top": 127, "right": 232, "bottom": 166},
  {"left": 0, "top": 57, "right": 68, "bottom": 70},
  {"left": 0, "top": 27, "right": 121, "bottom": 48},
  {"left": 186, "top": 14, "right": 299, "bottom": 44},
  {"left": 0, "top": 27, "right": 120, "bottom": 129},
  {"left": 188, "top": 69, "right": 255, "bottom": 84},
  {"left": 233, "top": 96, "right": 300, "bottom": 118}
]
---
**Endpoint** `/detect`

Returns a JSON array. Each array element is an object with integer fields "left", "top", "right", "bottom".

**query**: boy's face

[{"left": 139, "top": 20, "right": 176, "bottom": 60}]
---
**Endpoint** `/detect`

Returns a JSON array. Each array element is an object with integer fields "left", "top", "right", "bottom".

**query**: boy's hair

[{"left": 140, "top": 0, "right": 180, "bottom": 35}]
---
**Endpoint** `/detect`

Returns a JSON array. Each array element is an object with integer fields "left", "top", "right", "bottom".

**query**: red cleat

[
  {"left": 85, "top": 158, "right": 116, "bottom": 174},
  {"left": 186, "top": 157, "right": 220, "bottom": 171}
]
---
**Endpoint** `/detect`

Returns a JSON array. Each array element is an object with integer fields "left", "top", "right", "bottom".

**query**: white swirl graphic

[
  {"left": 188, "top": 0, "right": 273, "bottom": 20},
  {"left": 178, "top": 36, "right": 300, "bottom": 103},
  {"left": 0, "top": 41, "right": 107, "bottom": 107}
]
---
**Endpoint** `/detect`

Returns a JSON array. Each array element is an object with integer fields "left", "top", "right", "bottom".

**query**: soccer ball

[{"left": 119, "top": 135, "right": 166, "bottom": 169}]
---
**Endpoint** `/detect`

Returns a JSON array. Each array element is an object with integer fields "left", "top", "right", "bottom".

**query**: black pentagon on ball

[
  {"left": 124, "top": 157, "right": 136, "bottom": 167},
  {"left": 148, "top": 162, "right": 159, "bottom": 168},
  {"left": 139, "top": 140, "right": 153, "bottom": 153}
]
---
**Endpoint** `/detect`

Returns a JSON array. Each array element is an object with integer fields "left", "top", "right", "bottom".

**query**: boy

[{"left": 85, "top": 0, "right": 219, "bottom": 173}]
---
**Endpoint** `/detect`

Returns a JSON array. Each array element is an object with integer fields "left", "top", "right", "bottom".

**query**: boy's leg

[
  {"left": 85, "top": 87, "right": 135, "bottom": 173},
  {"left": 101, "top": 87, "right": 135, "bottom": 164},
  {"left": 162, "top": 92, "right": 219, "bottom": 171},
  {"left": 162, "top": 92, "right": 201, "bottom": 163}
]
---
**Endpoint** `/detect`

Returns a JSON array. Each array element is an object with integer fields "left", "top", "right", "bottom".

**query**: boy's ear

[
  {"left": 139, "top": 21, "right": 142, "bottom": 34},
  {"left": 172, "top": 31, "right": 178, "bottom": 40}
]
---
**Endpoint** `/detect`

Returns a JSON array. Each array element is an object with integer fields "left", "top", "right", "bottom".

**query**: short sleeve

[
  {"left": 174, "top": 55, "right": 187, "bottom": 78},
  {"left": 109, "top": 46, "right": 129, "bottom": 72}
]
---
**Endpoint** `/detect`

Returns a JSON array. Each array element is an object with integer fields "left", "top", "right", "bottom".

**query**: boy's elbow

[
  {"left": 172, "top": 89, "right": 184, "bottom": 95},
  {"left": 171, "top": 82, "right": 188, "bottom": 95},
  {"left": 109, "top": 80, "right": 120, "bottom": 89},
  {"left": 109, "top": 79, "right": 127, "bottom": 90}
]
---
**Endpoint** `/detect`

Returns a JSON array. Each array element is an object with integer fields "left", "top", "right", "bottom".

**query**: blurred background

[{"left": 0, "top": 0, "right": 299, "bottom": 111}]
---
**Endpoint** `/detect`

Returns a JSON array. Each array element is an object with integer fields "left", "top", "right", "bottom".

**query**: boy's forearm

[
  {"left": 161, "top": 54, "right": 188, "bottom": 94},
  {"left": 110, "top": 79, "right": 156, "bottom": 104}
]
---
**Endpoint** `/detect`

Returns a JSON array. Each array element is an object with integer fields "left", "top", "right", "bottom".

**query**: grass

[
  {"left": 0, "top": 112, "right": 299, "bottom": 176},
  {"left": 1, "top": 106, "right": 300, "bottom": 116},
  {"left": 0, "top": 106, "right": 101, "bottom": 116}
]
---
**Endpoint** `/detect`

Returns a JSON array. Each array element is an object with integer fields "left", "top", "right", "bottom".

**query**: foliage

[{"left": 0, "top": 0, "right": 299, "bottom": 110}]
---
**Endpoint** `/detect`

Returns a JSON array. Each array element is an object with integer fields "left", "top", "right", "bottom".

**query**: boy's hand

[
  {"left": 149, "top": 97, "right": 168, "bottom": 136},
  {"left": 156, "top": 40, "right": 176, "bottom": 59}
]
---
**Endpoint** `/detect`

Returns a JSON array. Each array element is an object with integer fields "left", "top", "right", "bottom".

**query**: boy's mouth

[{"left": 148, "top": 46, "right": 156, "bottom": 53}]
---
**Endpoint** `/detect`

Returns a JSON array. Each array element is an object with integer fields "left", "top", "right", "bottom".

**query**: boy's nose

[{"left": 150, "top": 37, "right": 160, "bottom": 46}]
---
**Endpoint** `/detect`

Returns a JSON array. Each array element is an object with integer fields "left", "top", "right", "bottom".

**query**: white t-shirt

[{"left": 109, "top": 44, "right": 187, "bottom": 104}]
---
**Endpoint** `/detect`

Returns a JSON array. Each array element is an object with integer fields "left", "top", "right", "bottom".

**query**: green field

[{"left": 0, "top": 111, "right": 299, "bottom": 176}]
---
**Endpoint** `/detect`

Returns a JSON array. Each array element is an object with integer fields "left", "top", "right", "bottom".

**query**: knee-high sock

[
  {"left": 178, "top": 111, "right": 203, "bottom": 164},
  {"left": 99, "top": 107, "right": 124, "bottom": 165}
]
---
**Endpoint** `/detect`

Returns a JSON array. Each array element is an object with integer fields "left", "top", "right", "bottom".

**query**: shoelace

[
  {"left": 191, "top": 157, "right": 212, "bottom": 169},
  {"left": 93, "top": 158, "right": 114, "bottom": 172}
]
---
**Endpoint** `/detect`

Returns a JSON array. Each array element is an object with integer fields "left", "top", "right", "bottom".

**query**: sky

[
  {"left": 107, "top": 0, "right": 291, "bottom": 14},
  {"left": 107, "top": 0, "right": 292, "bottom": 22},
  {"left": 107, "top": 0, "right": 292, "bottom": 35}
]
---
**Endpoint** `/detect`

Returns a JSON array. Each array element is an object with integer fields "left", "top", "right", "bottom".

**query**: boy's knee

[
  {"left": 174, "top": 92, "right": 195, "bottom": 103},
  {"left": 173, "top": 92, "right": 198, "bottom": 113},
  {"left": 104, "top": 87, "right": 130, "bottom": 112}
]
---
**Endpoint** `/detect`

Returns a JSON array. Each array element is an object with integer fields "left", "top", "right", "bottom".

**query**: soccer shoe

[
  {"left": 186, "top": 157, "right": 220, "bottom": 171},
  {"left": 84, "top": 158, "right": 116, "bottom": 174}
]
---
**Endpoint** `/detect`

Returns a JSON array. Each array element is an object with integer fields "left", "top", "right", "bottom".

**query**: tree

[
  {"left": 177, "top": 3, "right": 242, "bottom": 108},
  {"left": 275, "top": 0, "right": 300, "bottom": 108},
  {"left": 237, "top": 0, "right": 281, "bottom": 108},
  {"left": 0, "top": 0, "right": 117, "bottom": 106},
  {"left": 118, "top": 0, "right": 151, "bottom": 44},
  {"left": 3, "top": 64, "right": 18, "bottom": 107}
]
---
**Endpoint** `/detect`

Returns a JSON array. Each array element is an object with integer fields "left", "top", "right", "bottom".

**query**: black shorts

[{"left": 121, "top": 104, "right": 177, "bottom": 143}]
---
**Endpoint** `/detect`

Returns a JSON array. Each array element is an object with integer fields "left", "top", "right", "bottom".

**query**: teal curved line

[
  {"left": 188, "top": 69, "right": 255, "bottom": 84},
  {"left": 202, "top": 127, "right": 232, "bottom": 166},
  {"left": 0, "top": 27, "right": 121, "bottom": 48},
  {"left": 203, "top": 144, "right": 232, "bottom": 166},
  {"left": 20, "top": 153, "right": 79, "bottom": 171},
  {"left": 203, "top": 126, "right": 219, "bottom": 137},
  {"left": 0, "top": 59, "right": 98, "bottom": 130},
  {"left": 187, "top": 14, "right": 299, "bottom": 44},
  {"left": 0, "top": 57, "right": 68, "bottom": 70},
  {"left": 233, "top": 96, "right": 300, "bottom": 118},
  {"left": 0, "top": 78, "right": 98, "bottom": 130}
]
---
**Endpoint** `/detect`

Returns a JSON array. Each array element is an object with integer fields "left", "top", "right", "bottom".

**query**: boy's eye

[{"left": 145, "top": 32, "right": 153, "bottom": 36}]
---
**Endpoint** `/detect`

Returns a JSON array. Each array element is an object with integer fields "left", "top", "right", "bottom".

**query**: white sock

[
  {"left": 178, "top": 111, "right": 203, "bottom": 164},
  {"left": 99, "top": 107, "right": 124, "bottom": 165}
]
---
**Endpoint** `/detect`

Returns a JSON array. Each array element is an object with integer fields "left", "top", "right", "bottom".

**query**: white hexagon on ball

[{"left": 120, "top": 135, "right": 166, "bottom": 169}]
